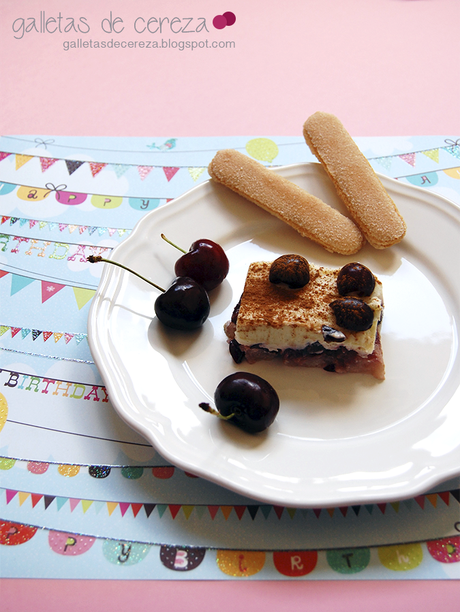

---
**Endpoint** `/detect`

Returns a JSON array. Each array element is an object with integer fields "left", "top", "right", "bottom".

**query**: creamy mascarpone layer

[{"left": 234, "top": 261, "right": 383, "bottom": 356}]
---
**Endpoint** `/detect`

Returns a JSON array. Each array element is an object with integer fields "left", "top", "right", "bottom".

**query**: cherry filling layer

[{"left": 224, "top": 319, "right": 385, "bottom": 380}]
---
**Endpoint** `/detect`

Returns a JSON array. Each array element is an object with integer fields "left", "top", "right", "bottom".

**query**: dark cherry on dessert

[
  {"left": 330, "top": 297, "right": 374, "bottom": 332},
  {"left": 161, "top": 234, "right": 229, "bottom": 291},
  {"left": 337, "top": 262, "right": 375, "bottom": 296},
  {"left": 200, "top": 372, "right": 279, "bottom": 434},
  {"left": 269, "top": 254, "right": 310, "bottom": 289}
]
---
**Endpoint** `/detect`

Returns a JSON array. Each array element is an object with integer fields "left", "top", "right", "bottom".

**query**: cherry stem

[
  {"left": 161, "top": 233, "right": 187, "bottom": 254},
  {"left": 199, "top": 403, "right": 235, "bottom": 421},
  {"left": 87, "top": 256, "right": 165, "bottom": 292}
]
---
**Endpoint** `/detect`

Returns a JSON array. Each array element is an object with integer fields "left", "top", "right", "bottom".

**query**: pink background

[{"left": 1, "top": 0, "right": 459, "bottom": 609}]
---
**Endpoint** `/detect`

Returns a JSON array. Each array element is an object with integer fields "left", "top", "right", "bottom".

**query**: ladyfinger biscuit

[
  {"left": 303, "top": 112, "right": 406, "bottom": 249},
  {"left": 208, "top": 149, "right": 365, "bottom": 255}
]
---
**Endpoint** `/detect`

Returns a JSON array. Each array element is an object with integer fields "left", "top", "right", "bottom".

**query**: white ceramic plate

[{"left": 88, "top": 163, "right": 460, "bottom": 508}]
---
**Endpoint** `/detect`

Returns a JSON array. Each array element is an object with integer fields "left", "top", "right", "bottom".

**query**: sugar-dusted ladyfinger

[
  {"left": 208, "top": 149, "right": 364, "bottom": 255},
  {"left": 303, "top": 112, "right": 406, "bottom": 249}
]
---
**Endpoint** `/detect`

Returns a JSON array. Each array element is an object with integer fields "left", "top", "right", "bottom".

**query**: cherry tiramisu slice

[{"left": 225, "top": 255, "right": 385, "bottom": 379}]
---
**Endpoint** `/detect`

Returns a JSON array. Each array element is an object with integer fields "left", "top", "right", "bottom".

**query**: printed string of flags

[
  {"left": 1, "top": 212, "right": 131, "bottom": 239},
  {"left": 369, "top": 138, "right": 460, "bottom": 171},
  {"left": 0, "top": 151, "right": 208, "bottom": 182},
  {"left": 3, "top": 486, "right": 459, "bottom": 521},
  {"left": 0, "top": 324, "right": 87, "bottom": 346},
  {"left": 0, "top": 269, "right": 95, "bottom": 310}
]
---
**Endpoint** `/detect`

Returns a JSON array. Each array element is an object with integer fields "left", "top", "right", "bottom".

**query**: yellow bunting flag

[{"left": 73, "top": 287, "right": 95, "bottom": 310}]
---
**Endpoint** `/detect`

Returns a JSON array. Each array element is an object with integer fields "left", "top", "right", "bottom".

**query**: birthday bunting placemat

[{"left": 1, "top": 134, "right": 459, "bottom": 580}]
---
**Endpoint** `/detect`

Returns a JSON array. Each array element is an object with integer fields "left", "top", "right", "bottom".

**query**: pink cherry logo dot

[
  {"left": 213, "top": 15, "right": 227, "bottom": 29},
  {"left": 223, "top": 12, "right": 236, "bottom": 26}
]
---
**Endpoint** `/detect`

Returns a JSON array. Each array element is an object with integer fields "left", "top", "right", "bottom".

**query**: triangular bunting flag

[
  {"left": 326, "top": 508, "right": 335, "bottom": 518},
  {"left": 445, "top": 142, "right": 460, "bottom": 160},
  {"left": 415, "top": 495, "right": 425, "bottom": 509},
  {"left": 351, "top": 505, "right": 361, "bottom": 516},
  {"left": 131, "top": 503, "right": 143, "bottom": 518},
  {"left": 247, "top": 505, "right": 259, "bottom": 520},
  {"left": 40, "top": 157, "right": 58, "bottom": 172},
  {"left": 163, "top": 167, "right": 180, "bottom": 181},
  {"left": 74, "top": 333, "right": 87, "bottom": 345},
  {"left": 6, "top": 490, "right": 18, "bottom": 504},
  {"left": 93, "top": 501, "right": 105, "bottom": 514},
  {"left": 421, "top": 149, "right": 439, "bottom": 163},
  {"left": 9, "top": 217, "right": 19, "bottom": 225},
  {"left": 313, "top": 508, "right": 321, "bottom": 518},
  {"left": 168, "top": 504, "right": 182, "bottom": 519},
  {"left": 69, "top": 498, "right": 80, "bottom": 512},
  {"left": 273, "top": 506, "right": 284, "bottom": 519},
  {"left": 194, "top": 506, "right": 207, "bottom": 519},
  {"left": 0, "top": 325, "right": 9, "bottom": 336},
  {"left": 44, "top": 495, "right": 55, "bottom": 509},
  {"left": 68, "top": 224, "right": 78, "bottom": 233},
  {"left": 157, "top": 504, "right": 168, "bottom": 518},
  {"left": 110, "top": 163, "right": 130, "bottom": 178},
  {"left": 259, "top": 506, "right": 272, "bottom": 519},
  {"left": 56, "top": 497, "right": 68, "bottom": 511},
  {"left": 31, "top": 493, "right": 43, "bottom": 508},
  {"left": 234, "top": 506, "right": 246, "bottom": 520},
  {"left": 188, "top": 167, "right": 206, "bottom": 181},
  {"left": 18, "top": 492, "right": 30, "bottom": 506},
  {"left": 106, "top": 501, "right": 118, "bottom": 516},
  {"left": 390, "top": 502, "right": 400, "bottom": 513},
  {"left": 208, "top": 505, "right": 220, "bottom": 519},
  {"left": 21, "top": 328, "right": 31, "bottom": 339},
  {"left": 426, "top": 494, "right": 437, "bottom": 508},
  {"left": 286, "top": 508, "right": 296, "bottom": 519},
  {"left": 41, "top": 281, "right": 65, "bottom": 304},
  {"left": 10, "top": 327, "right": 21, "bottom": 338},
  {"left": 450, "top": 489, "right": 460, "bottom": 503},
  {"left": 144, "top": 503, "right": 156, "bottom": 518},
  {"left": 138, "top": 165, "right": 153, "bottom": 181},
  {"left": 438, "top": 491, "right": 450, "bottom": 506},
  {"left": 42, "top": 331, "right": 53, "bottom": 342},
  {"left": 15, "top": 154, "right": 33, "bottom": 170},
  {"left": 53, "top": 332, "right": 63, "bottom": 343},
  {"left": 1, "top": 216, "right": 10, "bottom": 224},
  {"left": 119, "top": 502, "right": 130, "bottom": 517},
  {"left": 73, "top": 287, "right": 95, "bottom": 310},
  {"left": 399, "top": 153, "right": 416, "bottom": 166},
  {"left": 0, "top": 152, "right": 11, "bottom": 162},
  {"left": 64, "top": 333, "right": 74, "bottom": 344},
  {"left": 365, "top": 505, "right": 374, "bottom": 515},
  {"left": 403, "top": 499, "right": 413, "bottom": 510},
  {"left": 32, "top": 329, "right": 42, "bottom": 341},
  {"left": 339, "top": 507, "right": 348, "bottom": 517},
  {"left": 220, "top": 506, "right": 233, "bottom": 520},
  {"left": 65, "top": 160, "right": 84, "bottom": 175},
  {"left": 81, "top": 500, "right": 93, "bottom": 513},
  {"left": 89, "top": 162, "right": 107, "bottom": 177},
  {"left": 11, "top": 274, "right": 35, "bottom": 296},
  {"left": 374, "top": 157, "right": 392, "bottom": 171},
  {"left": 377, "top": 503, "right": 387, "bottom": 514},
  {"left": 182, "top": 505, "right": 194, "bottom": 520}
]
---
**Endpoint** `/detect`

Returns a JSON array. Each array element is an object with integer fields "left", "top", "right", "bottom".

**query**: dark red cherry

[
  {"left": 86, "top": 256, "right": 210, "bottom": 331},
  {"left": 155, "top": 277, "right": 210, "bottom": 330},
  {"left": 200, "top": 372, "right": 279, "bottom": 433},
  {"left": 162, "top": 235, "right": 229, "bottom": 291},
  {"left": 337, "top": 262, "right": 375, "bottom": 296}
]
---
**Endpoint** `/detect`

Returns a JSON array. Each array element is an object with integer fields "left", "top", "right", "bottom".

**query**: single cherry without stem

[
  {"left": 87, "top": 256, "right": 210, "bottom": 331},
  {"left": 161, "top": 234, "right": 229, "bottom": 291}
]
